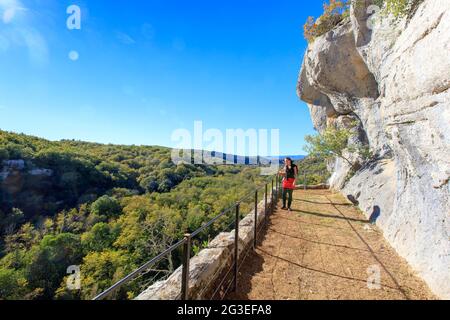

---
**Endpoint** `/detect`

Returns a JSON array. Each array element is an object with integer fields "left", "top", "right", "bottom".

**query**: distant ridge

[
  {"left": 205, "top": 152, "right": 306, "bottom": 165},
  {"left": 267, "top": 155, "right": 306, "bottom": 164}
]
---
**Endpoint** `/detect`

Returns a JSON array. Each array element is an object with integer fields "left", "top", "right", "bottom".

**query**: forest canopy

[{"left": 0, "top": 130, "right": 271, "bottom": 300}]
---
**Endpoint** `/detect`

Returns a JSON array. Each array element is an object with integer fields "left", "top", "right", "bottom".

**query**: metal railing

[{"left": 93, "top": 174, "right": 282, "bottom": 301}]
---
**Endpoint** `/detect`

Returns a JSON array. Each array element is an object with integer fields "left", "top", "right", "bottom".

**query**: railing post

[
  {"left": 271, "top": 179, "right": 274, "bottom": 214},
  {"left": 277, "top": 175, "right": 280, "bottom": 200},
  {"left": 279, "top": 175, "right": 282, "bottom": 200},
  {"left": 264, "top": 184, "right": 268, "bottom": 225},
  {"left": 181, "top": 233, "right": 191, "bottom": 300},
  {"left": 275, "top": 175, "right": 278, "bottom": 202},
  {"left": 254, "top": 190, "right": 258, "bottom": 249},
  {"left": 277, "top": 175, "right": 281, "bottom": 200},
  {"left": 233, "top": 203, "right": 240, "bottom": 292}
]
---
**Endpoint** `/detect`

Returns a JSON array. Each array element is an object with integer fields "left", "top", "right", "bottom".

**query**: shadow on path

[
  {"left": 257, "top": 248, "right": 403, "bottom": 292},
  {"left": 291, "top": 208, "right": 369, "bottom": 223},
  {"left": 324, "top": 195, "right": 409, "bottom": 300}
]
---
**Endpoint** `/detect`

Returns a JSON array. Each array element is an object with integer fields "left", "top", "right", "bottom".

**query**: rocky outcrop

[
  {"left": 298, "top": 0, "right": 449, "bottom": 298},
  {"left": 0, "top": 159, "right": 54, "bottom": 214}
]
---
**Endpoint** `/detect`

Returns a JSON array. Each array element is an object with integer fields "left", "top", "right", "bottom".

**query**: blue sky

[{"left": 0, "top": 0, "right": 325, "bottom": 156}]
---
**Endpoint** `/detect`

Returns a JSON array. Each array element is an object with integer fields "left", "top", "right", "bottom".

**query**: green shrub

[
  {"left": 304, "top": 124, "right": 374, "bottom": 170},
  {"left": 304, "top": 0, "right": 424, "bottom": 43},
  {"left": 304, "top": 0, "right": 350, "bottom": 43},
  {"left": 90, "top": 195, "right": 122, "bottom": 218},
  {"left": 373, "top": 0, "right": 424, "bottom": 18}
]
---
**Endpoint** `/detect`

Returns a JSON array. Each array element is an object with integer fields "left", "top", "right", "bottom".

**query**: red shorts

[{"left": 282, "top": 178, "right": 296, "bottom": 190}]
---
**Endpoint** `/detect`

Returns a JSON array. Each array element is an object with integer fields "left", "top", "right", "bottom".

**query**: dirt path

[{"left": 226, "top": 189, "right": 436, "bottom": 300}]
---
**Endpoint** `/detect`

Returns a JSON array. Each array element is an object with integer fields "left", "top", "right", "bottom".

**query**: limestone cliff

[{"left": 298, "top": 0, "right": 449, "bottom": 298}]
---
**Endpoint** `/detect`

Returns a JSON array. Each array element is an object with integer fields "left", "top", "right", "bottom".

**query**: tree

[
  {"left": 4, "top": 222, "right": 39, "bottom": 253},
  {"left": 25, "top": 233, "right": 82, "bottom": 299},
  {"left": 90, "top": 195, "right": 122, "bottom": 218},
  {"left": 1, "top": 208, "right": 25, "bottom": 234},
  {"left": 139, "top": 175, "right": 159, "bottom": 193},
  {"left": 304, "top": 121, "right": 374, "bottom": 172},
  {"left": 80, "top": 250, "right": 133, "bottom": 300},
  {"left": 139, "top": 209, "right": 181, "bottom": 273},
  {"left": 0, "top": 268, "right": 29, "bottom": 300},
  {"left": 304, "top": 126, "right": 355, "bottom": 167},
  {"left": 0, "top": 147, "right": 9, "bottom": 161},
  {"left": 0, "top": 129, "right": 269, "bottom": 300},
  {"left": 295, "top": 156, "right": 331, "bottom": 185},
  {"left": 81, "top": 223, "right": 118, "bottom": 253}
]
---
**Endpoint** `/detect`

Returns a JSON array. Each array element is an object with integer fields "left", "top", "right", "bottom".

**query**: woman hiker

[{"left": 279, "top": 157, "right": 298, "bottom": 212}]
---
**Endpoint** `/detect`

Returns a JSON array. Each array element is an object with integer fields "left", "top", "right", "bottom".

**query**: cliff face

[{"left": 298, "top": 0, "right": 449, "bottom": 298}]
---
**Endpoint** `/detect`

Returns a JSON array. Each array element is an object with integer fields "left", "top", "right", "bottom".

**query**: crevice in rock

[{"left": 432, "top": 83, "right": 450, "bottom": 95}]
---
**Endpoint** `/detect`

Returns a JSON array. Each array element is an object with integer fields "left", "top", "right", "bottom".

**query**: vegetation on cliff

[
  {"left": 304, "top": 124, "right": 373, "bottom": 184},
  {"left": 303, "top": 0, "right": 425, "bottom": 43},
  {"left": 374, "top": 0, "right": 425, "bottom": 18},
  {"left": 303, "top": 0, "right": 350, "bottom": 43}
]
